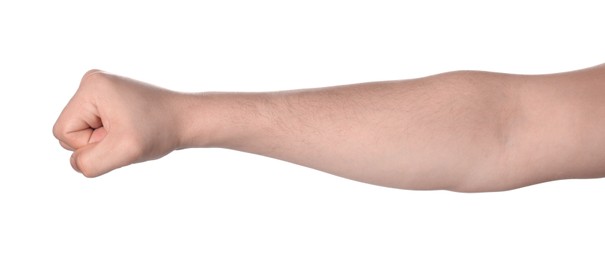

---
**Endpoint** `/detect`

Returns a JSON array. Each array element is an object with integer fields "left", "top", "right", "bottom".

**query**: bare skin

[{"left": 53, "top": 65, "right": 605, "bottom": 192}]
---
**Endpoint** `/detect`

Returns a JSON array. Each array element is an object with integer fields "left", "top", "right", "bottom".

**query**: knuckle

[
  {"left": 82, "top": 69, "right": 104, "bottom": 79},
  {"left": 80, "top": 69, "right": 111, "bottom": 88},
  {"left": 84, "top": 68, "right": 102, "bottom": 75}
]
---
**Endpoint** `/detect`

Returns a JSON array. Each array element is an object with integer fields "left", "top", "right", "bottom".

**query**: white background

[{"left": 1, "top": 0, "right": 604, "bottom": 259}]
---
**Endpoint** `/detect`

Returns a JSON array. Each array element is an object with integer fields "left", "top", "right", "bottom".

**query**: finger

[
  {"left": 70, "top": 152, "right": 81, "bottom": 173},
  {"left": 59, "top": 126, "right": 107, "bottom": 152},
  {"left": 53, "top": 71, "right": 106, "bottom": 149},
  {"left": 72, "top": 134, "right": 140, "bottom": 177},
  {"left": 63, "top": 128, "right": 95, "bottom": 149},
  {"left": 89, "top": 127, "right": 107, "bottom": 144},
  {"left": 60, "top": 140, "right": 75, "bottom": 151},
  {"left": 53, "top": 102, "right": 103, "bottom": 149}
]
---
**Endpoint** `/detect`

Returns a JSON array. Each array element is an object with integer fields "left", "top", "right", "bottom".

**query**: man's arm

[
  {"left": 53, "top": 65, "right": 605, "bottom": 192},
  {"left": 499, "top": 64, "right": 605, "bottom": 190}
]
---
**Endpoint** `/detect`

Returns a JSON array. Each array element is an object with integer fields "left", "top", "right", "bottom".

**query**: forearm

[{"left": 178, "top": 71, "right": 522, "bottom": 191}]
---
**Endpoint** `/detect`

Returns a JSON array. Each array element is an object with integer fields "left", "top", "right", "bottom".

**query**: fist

[{"left": 53, "top": 70, "right": 184, "bottom": 177}]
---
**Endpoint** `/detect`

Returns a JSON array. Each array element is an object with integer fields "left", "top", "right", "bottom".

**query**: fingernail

[{"left": 70, "top": 153, "right": 82, "bottom": 173}]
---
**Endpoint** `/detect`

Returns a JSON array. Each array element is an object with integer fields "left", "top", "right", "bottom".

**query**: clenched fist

[{"left": 53, "top": 70, "right": 186, "bottom": 177}]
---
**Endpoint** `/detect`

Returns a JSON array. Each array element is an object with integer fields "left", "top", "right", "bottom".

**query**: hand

[{"left": 53, "top": 70, "right": 184, "bottom": 177}]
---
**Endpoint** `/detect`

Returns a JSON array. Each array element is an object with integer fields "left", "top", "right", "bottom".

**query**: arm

[{"left": 53, "top": 65, "right": 605, "bottom": 192}]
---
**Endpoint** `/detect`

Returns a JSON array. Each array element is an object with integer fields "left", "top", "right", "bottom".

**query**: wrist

[
  {"left": 172, "top": 92, "right": 213, "bottom": 149},
  {"left": 173, "top": 92, "right": 277, "bottom": 150}
]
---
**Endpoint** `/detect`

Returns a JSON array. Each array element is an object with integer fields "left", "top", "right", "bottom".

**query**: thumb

[{"left": 71, "top": 134, "right": 141, "bottom": 177}]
